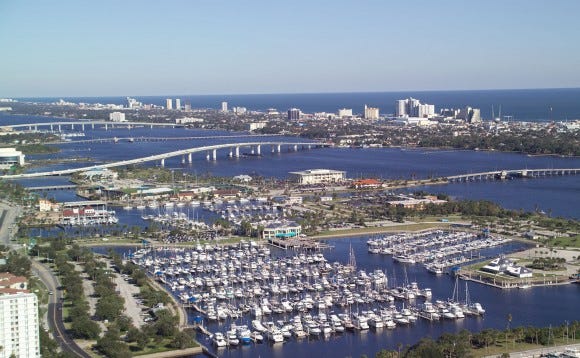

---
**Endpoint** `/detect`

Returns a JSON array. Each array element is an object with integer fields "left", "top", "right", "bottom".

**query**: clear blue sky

[{"left": 1, "top": 0, "right": 579, "bottom": 97}]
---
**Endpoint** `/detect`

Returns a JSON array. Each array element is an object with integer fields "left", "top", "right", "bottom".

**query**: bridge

[
  {"left": 49, "top": 133, "right": 284, "bottom": 145},
  {"left": 25, "top": 185, "right": 78, "bottom": 191},
  {"left": 0, "top": 141, "right": 330, "bottom": 179},
  {"left": 0, "top": 120, "right": 190, "bottom": 132},
  {"left": 446, "top": 168, "right": 580, "bottom": 182}
]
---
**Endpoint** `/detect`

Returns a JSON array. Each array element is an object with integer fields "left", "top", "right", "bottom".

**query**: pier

[{"left": 267, "top": 237, "right": 333, "bottom": 250}]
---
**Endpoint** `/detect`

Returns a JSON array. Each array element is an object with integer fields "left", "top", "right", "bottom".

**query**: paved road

[
  {"left": 482, "top": 343, "right": 580, "bottom": 358},
  {"left": 31, "top": 259, "right": 91, "bottom": 358},
  {"left": 0, "top": 201, "right": 20, "bottom": 249}
]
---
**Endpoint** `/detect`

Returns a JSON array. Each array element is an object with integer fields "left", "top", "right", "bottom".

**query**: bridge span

[
  {"left": 49, "top": 133, "right": 284, "bottom": 145},
  {"left": 0, "top": 120, "right": 190, "bottom": 132},
  {"left": 446, "top": 168, "right": 580, "bottom": 182},
  {"left": 1, "top": 141, "right": 330, "bottom": 179}
]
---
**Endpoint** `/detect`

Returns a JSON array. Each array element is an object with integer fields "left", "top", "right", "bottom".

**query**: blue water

[
  {"left": 2, "top": 97, "right": 577, "bottom": 357},
  {"left": 13, "top": 87, "right": 580, "bottom": 121},
  {"left": 93, "top": 237, "right": 580, "bottom": 358},
  {"left": 11, "top": 123, "right": 579, "bottom": 219}
]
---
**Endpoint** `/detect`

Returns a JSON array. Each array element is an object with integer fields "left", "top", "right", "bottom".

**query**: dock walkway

[{"left": 267, "top": 237, "right": 333, "bottom": 250}]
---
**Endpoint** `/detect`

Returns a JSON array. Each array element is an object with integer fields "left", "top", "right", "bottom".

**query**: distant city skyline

[{"left": 1, "top": 0, "right": 579, "bottom": 97}]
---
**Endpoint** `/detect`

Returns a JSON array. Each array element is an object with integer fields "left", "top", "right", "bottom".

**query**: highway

[{"left": 31, "top": 260, "right": 91, "bottom": 358}]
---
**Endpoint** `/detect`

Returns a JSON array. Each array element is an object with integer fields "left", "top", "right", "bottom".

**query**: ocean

[{"left": 15, "top": 87, "right": 580, "bottom": 121}]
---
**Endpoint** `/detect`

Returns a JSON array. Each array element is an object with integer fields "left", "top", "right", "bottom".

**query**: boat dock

[{"left": 267, "top": 237, "right": 333, "bottom": 250}]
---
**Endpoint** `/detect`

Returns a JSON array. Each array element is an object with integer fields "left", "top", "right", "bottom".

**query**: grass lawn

[
  {"left": 130, "top": 338, "right": 199, "bottom": 356},
  {"left": 546, "top": 235, "right": 580, "bottom": 248}
]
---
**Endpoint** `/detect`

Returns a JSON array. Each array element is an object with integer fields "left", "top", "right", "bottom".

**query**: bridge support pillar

[
  {"left": 160, "top": 158, "right": 165, "bottom": 167},
  {"left": 235, "top": 146, "right": 240, "bottom": 158},
  {"left": 81, "top": 124, "right": 85, "bottom": 131},
  {"left": 277, "top": 144, "right": 281, "bottom": 153},
  {"left": 308, "top": 144, "right": 312, "bottom": 150},
  {"left": 71, "top": 124, "right": 74, "bottom": 130},
  {"left": 229, "top": 149, "right": 233, "bottom": 158},
  {"left": 34, "top": 125, "right": 38, "bottom": 131},
  {"left": 104, "top": 124, "right": 108, "bottom": 130},
  {"left": 256, "top": 145, "right": 261, "bottom": 155},
  {"left": 212, "top": 149, "right": 217, "bottom": 161},
  {"left": 50, "top": 124, "right": 53, "bottom": 131},
  {"left": 181, "top": 155, "right": 185, "bottom": 164},
  {"left": 293, "top": 144, "right": 298, "bottom": 151},
  {"left": 92, "top": 123, "right": 95, "bottom": 129},
  {"left": 188, "top": 153, "right": 192, "bottom": 163},
  {"left": 150, "top": 125, "right": 153, "bottom": 129},
  {"left": 58, "top": 124, "right": 62, "bottom": 132},
  {"left": 206, "top": 151, "right": 210, "bottom": 161},
  {"left": 28, "top": 125, "right": 32, "bottom": 131}
]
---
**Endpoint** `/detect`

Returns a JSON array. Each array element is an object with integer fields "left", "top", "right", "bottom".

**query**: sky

[{"left": 0, "top": 0, "right": 579, "bottom": 97}]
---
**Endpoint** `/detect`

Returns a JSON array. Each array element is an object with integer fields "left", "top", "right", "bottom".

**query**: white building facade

[
  {"left": 288, "top": 169, "right": 346, "bottom": 184},
  {"left": 0, "top": 148, "right": 25, "bottom": 166},
  {"left": 108, "top": 111, "right": 126, "bottom": 122},
  {"left": 0, "top": 293, "right": 40, "bottom": 358}
]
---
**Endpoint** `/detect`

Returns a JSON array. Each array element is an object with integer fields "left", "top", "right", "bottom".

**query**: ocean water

[{"left": 14, "top": 87, "right": 580, "bottom": 121}]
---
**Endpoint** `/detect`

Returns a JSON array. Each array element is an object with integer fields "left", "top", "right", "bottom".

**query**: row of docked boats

[
  {"left": 367, "top": 230, "right": 510, "bottom": 271},
  {"left": 128, "top": 241, "right": 486, "bottom": 347}
]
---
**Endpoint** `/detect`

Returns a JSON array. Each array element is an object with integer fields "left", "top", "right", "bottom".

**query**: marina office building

[
  {"left": 288, "top": 169, "right": 346, "bottom": 185},
  {"left": 261, "top": 220, "right": 302, "bottom": 239}
]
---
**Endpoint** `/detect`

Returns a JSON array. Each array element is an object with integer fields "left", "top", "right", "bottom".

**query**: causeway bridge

[
  {"left": 1, "top": 141, "right": 330, "bottom": 179},
  {"left": 0, "top": 120, "right": 192, "bottom": 132},
  {"left": 446, "top": 168, "right": 580, "bottom": 182},
  {"left": 49, "top": 133, "right": 284, "bottom": 145}
]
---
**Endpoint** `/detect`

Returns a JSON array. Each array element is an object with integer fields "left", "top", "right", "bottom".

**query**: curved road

[{"left": 31, "top": 260, "right": 91, "bottom": 358}]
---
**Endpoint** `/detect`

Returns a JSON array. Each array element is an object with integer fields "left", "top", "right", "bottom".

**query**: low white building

[
  {"left": 288, "top": 169, "right": 346, "bottom": 185},
  {"left": 109, "top": 111, "right": 126, "bottom": 122},
  {"left": 0, "top": 147, "right": 25, "bottom": 166},
  {"left": 262, "top": 220, "right": 301, "bottom": 239},
  {"left": 0, "top": 292, "right": 40, "bottom": 358}
]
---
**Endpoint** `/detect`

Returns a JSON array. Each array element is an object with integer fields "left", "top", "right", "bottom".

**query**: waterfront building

[
  {"left": 184, "top": 102, "right": 192, "bottom": 111},
  {"left": 364, "top": 105, "right": 380, "bottom": 120},
  {"left": 175, "top": 98, "right": 181, "bottom": 110},
  {"left": 126, "top": 97, "right": 142, "bottom": 109},
  {"left": 0, "top": 148, "right": 25, "bottom": 167},
  {"left": 461, "top": 107, "right": 482, "bottom": 123},
  {"left": 166, "top": 98, "right": 173, "bottom": 110},
  {"left": 417, "top": 104, "right": 435, "bottom": 118},
  {"left": 248, "top": 122, "right": 267, "bottom": 131},
  {"left": 288, "top": 169, "right": 346, "bottom": 184},
  {"left": 0, "top": 292, "right": 40, "bottom": 358},
  {"left": 287, "top": 108, "right": 301, "bottom": 121},
  {"left": 221, "top": 101, "right": 228, "bottom": 112},
  {"left": 395, "top": 97, "right": 434, "bottom": 118},
  {"left": 108, "top": 111, "right": 126, "bottom": 122},
  {"left": 175, "top": 117, "right": 204, "bottom": 124},
  {"left": 261, "top": 220, "right": 301, "bottom": 239},
  {"left": 338, "top": 108, "right": 353, "bottom": 118},
  {"left": 233, "top": 106, "right": 247, "bottom": 114}
]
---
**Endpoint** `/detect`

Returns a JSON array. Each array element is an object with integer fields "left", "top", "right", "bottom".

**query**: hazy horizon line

[{"left": 6, "top": 86, "right": 580, "bottom": 100}]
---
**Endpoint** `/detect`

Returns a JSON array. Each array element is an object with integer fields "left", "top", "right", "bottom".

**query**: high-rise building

[
  {"left": 395, "top": 98, "right": 434, "bottom": 118},
  {"left": 126, "top": 97, "right": 142, "bottom": 109},
  {"left": 287, "top": 108, "right": 301, "bottom": 120},
  {"left": 0, "top": 292, "right": 40, "bottom": 357},
  {"left": 166, "top": 98, "right": 173, "bottom": 110},
  {"left": 417, "top": 104, "right": 435, "bottom": 118},
  {"left": 221, "top": 101, "right": 228, "bottom": 112},
  {"left": 364, "top": 105, "right": 379, "bottom": 120},
  {"left": 462, "top": 107, "right": 482, "bottom": 123},
  {"left": 337, "top": 108, "right": 353, "bottom": 118},
  {"left": 233, "top": 107, "right": 247, "bottom": 114},
  {"left": 175, "top": 98, "right": 181, "bottom": 110}
]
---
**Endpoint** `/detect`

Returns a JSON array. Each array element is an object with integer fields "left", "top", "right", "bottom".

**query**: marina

[
  {"left": 367, "top": 230, "right": 511, "bottom": 273},
  {"left": 127, "top": 238, "right": 491, "bottom": 353}
]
